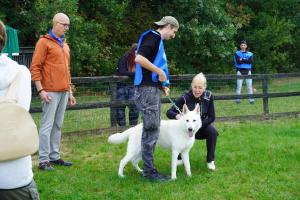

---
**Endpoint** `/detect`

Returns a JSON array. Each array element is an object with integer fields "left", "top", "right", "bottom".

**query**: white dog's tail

[{"left": 108, "top": 131, "right": 131, "bottom": 144}]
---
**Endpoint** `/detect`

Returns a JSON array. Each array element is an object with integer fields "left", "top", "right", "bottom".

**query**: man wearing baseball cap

[{"left": 134, "top": 16, "right": 179, "bottom": 181}]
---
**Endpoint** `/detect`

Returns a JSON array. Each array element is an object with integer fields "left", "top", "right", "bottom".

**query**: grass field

[{"left": 32, "top": 118, "right": 300, "bottom": 200}]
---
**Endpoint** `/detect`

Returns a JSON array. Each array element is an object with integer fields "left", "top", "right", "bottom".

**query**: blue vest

[
  {"left": 234, "top": 50, "right": 253, "bottom": 69},
  {"left": 134, "top": 30, "right": 170, "bottom": 86}
]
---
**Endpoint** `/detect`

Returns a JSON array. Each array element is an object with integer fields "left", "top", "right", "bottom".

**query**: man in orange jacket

[{"left": 30, "top": 13, "right": 76, "bottom": 171}]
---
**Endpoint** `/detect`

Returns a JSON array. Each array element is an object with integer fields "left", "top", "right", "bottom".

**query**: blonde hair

[
  {"left": 191, "top": 73, "right": 207, "bottom": 89},
  {"left": 0, "top": 20, "right": 6, "bottom": 51}
]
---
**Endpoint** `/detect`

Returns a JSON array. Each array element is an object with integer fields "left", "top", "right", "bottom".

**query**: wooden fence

[{"left": 30, "top": 73, "right": 300, "bottom": 132}]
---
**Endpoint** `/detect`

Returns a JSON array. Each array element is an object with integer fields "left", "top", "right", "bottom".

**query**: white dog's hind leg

[
  {"left": 171, "top": 150, "right": 180, "bottom": 180},
  {"left": 181, "top": 151, "right": 191, "bottom": 177},
  {"left": 132, "top": 155, "right": 143, "bottom": 173},
  {"left": 118, "top": 153, "right": 134, "bottom": 177}
]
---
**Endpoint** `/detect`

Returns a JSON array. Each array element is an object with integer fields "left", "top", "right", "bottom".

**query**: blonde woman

[{"left": 166, "top": 73, "right": 218, "bottom": 170}]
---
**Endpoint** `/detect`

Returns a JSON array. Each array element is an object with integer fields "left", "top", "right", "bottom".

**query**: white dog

[{"left": 108, "top": 104, "right": 202, "bottom": 180}]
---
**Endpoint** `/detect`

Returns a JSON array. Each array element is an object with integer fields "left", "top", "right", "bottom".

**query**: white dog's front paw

[
  {"left": 118, "top": 174, "right": 125, "bottom": 178},
  {"left": 171, "top": 176, "right": 177, "bottom": 180},
  {"left": 137, "top": 168, "right": 143, "bottom": 173},
  {"left": 187, "top": 173, "right": 192, "bottom": 177}
]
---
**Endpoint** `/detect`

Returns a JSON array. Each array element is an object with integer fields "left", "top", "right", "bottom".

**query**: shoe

[
  {"left": 50, "top": 159, "right": 73, "bottom": 166},
  {"left": 235, "top": 99, "right": 241, "bottom": 104},
  {"left": 155, "top": 171, "right": 171, "bottom": 180},
  {"left": 249, "top": 100, "right": 255, "bottom": 104},
  {"left": 207, "top": 161, "right": 216, "bottom": 171},
  {"left": 38, "top": 161, "right": 54, "bottom": 171},
  {"left": 143, "top": 169, "right": 171, "bottom": 181}
]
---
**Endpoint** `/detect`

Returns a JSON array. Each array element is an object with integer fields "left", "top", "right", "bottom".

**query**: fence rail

[
  {"left": 29, "top": 73, "right": 300, "bottom": 134},
  {"left": 14, "top": 47, "right": 299, "bottom": 133},
  {"left": 12, "top": 47, "right": 34, "bottom": 68}
]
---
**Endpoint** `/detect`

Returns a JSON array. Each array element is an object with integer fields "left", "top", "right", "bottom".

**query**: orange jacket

[{"left": 30, "top": 34, "right": 71, "bottom": 92}]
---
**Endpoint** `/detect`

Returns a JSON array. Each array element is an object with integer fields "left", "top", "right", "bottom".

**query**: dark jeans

[
  {"left": 134, "top": 86, "right": 161, "bottom": 175},
  {"left": 116, "top": 86, "right": 139, "bottom": 126},
  {"left": 0, "top": 180, "right": 40, "bottom": 200},
  {"left": 195, "top": 125, "right": 218, "bottom": 162}
]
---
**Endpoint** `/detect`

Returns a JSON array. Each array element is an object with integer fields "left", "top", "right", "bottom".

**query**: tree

[
  {"left": 158, "top": 0, "right": 237, "bottom": 74},
  {"left": 227, "top": 0, "right": 300, "bottom": 72}
]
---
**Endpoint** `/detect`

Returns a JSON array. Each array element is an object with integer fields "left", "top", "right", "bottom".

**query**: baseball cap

[{"left": 154, "top": 16, "right": 179, "bottom": 28}]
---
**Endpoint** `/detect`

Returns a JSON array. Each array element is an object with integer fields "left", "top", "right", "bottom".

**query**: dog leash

[{"left": 166, "top": 96, "right": 183, "bottom": 114}]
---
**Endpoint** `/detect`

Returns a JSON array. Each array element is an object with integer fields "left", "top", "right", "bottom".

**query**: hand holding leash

[
  {"left": 167, "top": 95, "right": 183, "bottom": 115},
  {"left": 162, "top": 86, "right": 170, "bottom": 96}
]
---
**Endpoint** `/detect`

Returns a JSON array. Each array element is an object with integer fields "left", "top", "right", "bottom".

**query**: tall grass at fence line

[
  {"left": 268, "top": 77, "right": 300, "bottom": 93},
  {"left": 31, "top": 108, "right": 112, "bottom": 132},
  {"left": 31, "top": 95, "right": 300, "bottom": 133},
  {"left": 32, "top": 118, "right": 300, "bottom": 200},
  {"left": 30, "top": 77, "right": 300, "bottom": 133}
]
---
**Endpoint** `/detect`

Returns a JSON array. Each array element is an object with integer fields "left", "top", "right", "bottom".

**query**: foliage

[
  {"left": 227, "top": 0, "right": 300, "bottom": 72},
  {"left": 0, "top": 0, "right": 300, "bottom": 75},
  {"left": 160, "top": 0, "right": 237, "bottom": 74}
]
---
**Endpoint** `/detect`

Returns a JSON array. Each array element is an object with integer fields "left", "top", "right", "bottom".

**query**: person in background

[
  {"left": 30, "top": 13, "right": 76, "bottom": 171},
  {"left": 166, "top": 73, "right": 218, "bottom": 171},
  {"left": 0, "top": 19, "right": 40, "bottom": 200},
  {"left": 115, "top": 43, "right": 139, "bottom": 127},
  {"left": 134, "top": 16, "right": 179, "bottom": 181},
  {"left": 234, "top": 40, "right": 254, "bottom": 104}
]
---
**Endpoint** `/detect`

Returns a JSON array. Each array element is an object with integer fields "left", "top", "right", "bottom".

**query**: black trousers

[
  {"left": 195, "top": 124, "right": 218, "bottom": 162},
  {"left": 178, "top": 124, "right": 218, "bottom": 163}
]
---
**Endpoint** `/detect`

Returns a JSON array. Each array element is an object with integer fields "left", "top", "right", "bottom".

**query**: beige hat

[{"left": 154, "top": 16, "right": 179, "bottom": 28}]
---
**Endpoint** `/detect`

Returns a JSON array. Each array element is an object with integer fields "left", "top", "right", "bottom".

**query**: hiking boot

[
  {"left": 50, "top": 159, "right": 73, "bottom": 167},
  {"left": 38, "top": 161, "right": 54, "bottom": 171},
  {"left": 235, "top": 99, "right": 241, "bottom": 104},
  {"left": 155, "top": 171, "right": 171, "bottom": 180},
  {"left": 143, "top": 169, "right": 171, "bottom": 182},
  {"left": 207, "top": 161, "right": 216, "bottom": 171}
]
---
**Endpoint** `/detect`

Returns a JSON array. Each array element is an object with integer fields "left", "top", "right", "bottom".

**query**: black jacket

[
  {"left": 166, "top": 90, "right": 215, "bottom": 129},
  {"left": 116, "top": 54, "right": 135, "bottom": 78},
  {"left": 116, "top": 54, "right": 135, "bottom": 87}
]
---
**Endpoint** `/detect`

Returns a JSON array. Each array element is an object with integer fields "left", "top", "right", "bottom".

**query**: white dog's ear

[
  {"left": 194, "top": 103, "right": 200, "bottom": 114},
  {"left": 183, "top": 104, "right": 189, "bottom": 114}
]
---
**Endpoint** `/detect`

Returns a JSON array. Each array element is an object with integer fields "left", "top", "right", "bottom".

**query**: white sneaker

[
  {"left": 177, "top": 159, "right": 183, "bottom": 166},
  {"left": 207, "top": 161, "right": 216, "bottom": 171}
]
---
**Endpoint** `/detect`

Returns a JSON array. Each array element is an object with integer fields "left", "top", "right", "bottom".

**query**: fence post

[
  {"left": 262, "top": 77, "right": 269, "bottom": 115},
  {"left": 110, "top": 82, "right": 117, "bottom": 127}
]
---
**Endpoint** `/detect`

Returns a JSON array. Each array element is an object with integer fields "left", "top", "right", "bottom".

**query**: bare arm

[{"left": 135, "top": 54, "right": 166, "bottom": 82}]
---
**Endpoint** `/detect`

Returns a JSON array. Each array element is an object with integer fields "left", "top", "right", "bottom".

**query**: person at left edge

[
  {"left": 30, "top": 13, "right": 76, "bottom": 171},
  {"left": 0, "top": 19, "right": 40, "bottom": 200}
]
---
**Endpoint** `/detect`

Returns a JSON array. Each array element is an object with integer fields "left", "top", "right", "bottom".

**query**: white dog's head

[{"left": 180, "top": 103, "right": 202, "bottom": 138}]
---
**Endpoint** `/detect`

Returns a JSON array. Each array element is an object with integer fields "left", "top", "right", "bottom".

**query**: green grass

[{"left": 32, "top": 118, "right": 300, "bottom": 200}]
